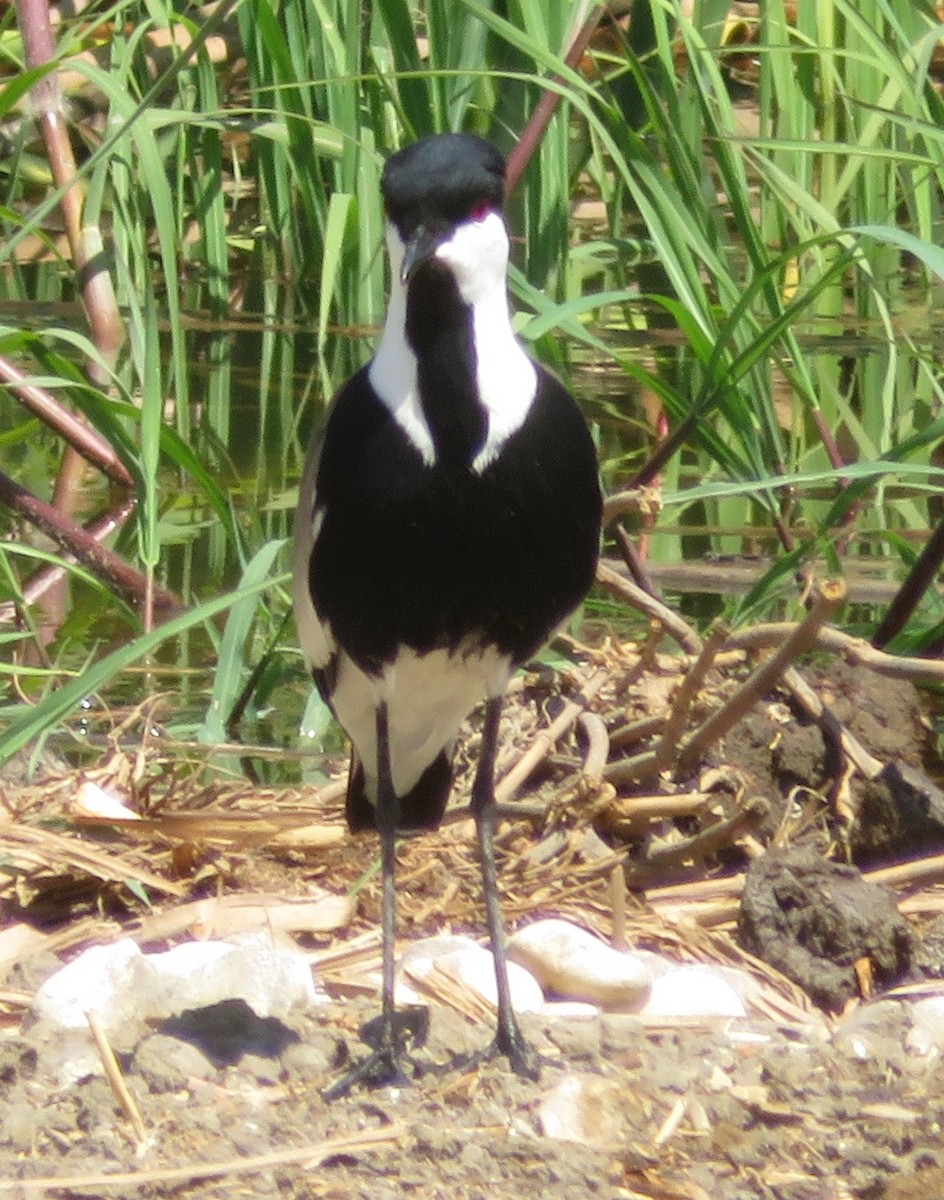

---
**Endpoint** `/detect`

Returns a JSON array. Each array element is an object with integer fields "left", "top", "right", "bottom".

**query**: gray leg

[
  {"left": 470, "top": 694, "right": 539, "bottom": 1078},
  {"left": 372, "top": 699, "right": 403, "bottom": 1068},
  {"left": 324, "top": 702, "right": 416, "bottom": 1098}
]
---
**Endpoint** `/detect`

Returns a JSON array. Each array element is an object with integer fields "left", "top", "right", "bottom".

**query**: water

[{"left": 2, "top": 287, "right": 940, "bottom": 784}]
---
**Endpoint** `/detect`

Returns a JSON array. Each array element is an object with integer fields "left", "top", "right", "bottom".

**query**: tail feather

[{"left": 345, "top": 751, "right": 454, "bottom": 833}]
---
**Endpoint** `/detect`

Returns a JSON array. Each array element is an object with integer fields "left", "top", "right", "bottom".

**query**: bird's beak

[{"left": 400, "top": 223, "right": 443, "bottom": 284}]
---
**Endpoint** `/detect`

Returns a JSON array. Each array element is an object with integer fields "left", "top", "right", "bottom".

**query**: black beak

[{"left": 400, "top": 223, "right": 444, "bottom": 284}]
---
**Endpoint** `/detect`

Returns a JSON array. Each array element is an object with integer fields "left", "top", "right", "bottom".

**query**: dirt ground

[
  {"left": 2, "top": 992, "right": 942, "bottom": 1200},
  {"left": 4, "top": 652, "right": 944, "bottom": 1198}
]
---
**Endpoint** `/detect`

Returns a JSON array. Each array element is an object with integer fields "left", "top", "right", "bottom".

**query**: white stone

[
  {"left": 506, "top": 918, "right": 650, "bottom": 1011},
  {"left": 399, "top": 934, "right": 481, "bottom": 968},
  {"left": 538, "top": 1000, "right": 601, "bottom": 1020},
  {"left": 145, "top": 932, "right": 318, "bottom": 1019},
  {"left": 30, "top": 939, "right": 152, "bottom": 1085},
  {"left": 537, "top": 1072, "right": 625, "bottom": 1146},
  {"left": 641, "top": 965, "right": 747, "bottom": 1019},
  {"left": 29, "top": 933, "right": 320, "bottom": 1084},
  {"left": 906, "top": 995, "right": 944, "bottom": 1057},
  {"left": 31, "top": 938, "right": 149, "bottom": 1035},
  {"left": 395, "top": 935, "right": 481, "bottom": 1005},
  {"left": 398, "top": 937, "right": 544, "bottom": 1013}
]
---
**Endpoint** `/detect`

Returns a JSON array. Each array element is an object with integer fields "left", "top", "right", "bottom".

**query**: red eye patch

[{"left": 469, "top": 201, "right": 492, "bottom": 221}]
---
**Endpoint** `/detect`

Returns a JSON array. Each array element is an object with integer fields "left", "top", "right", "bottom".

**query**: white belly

[{"left": 331, "top": 642, "right": 512, "bottom": 802}]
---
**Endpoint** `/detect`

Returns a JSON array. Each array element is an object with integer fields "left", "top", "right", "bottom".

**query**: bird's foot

[
  {"left": 323, "top": 1005, "right": 429, "bottom": 1101},
  {"left": 457, "top": 1020, "right": 541, "bottom": 1081},
  {"left": 322, "top": 1046, "right": 411, "bottom": 1100}
]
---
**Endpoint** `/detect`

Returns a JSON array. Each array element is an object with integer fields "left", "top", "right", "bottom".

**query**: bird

[{"left": 292, "top": 132, "right": 601, "bottom": 1095}]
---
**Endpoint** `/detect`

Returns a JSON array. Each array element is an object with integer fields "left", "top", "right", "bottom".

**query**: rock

[
  {"left": 132, "top": 1032, "right": 217, "bottom": 1091},
  {"left": 738, "top": 846, "right": 913, "bottom": 1010},
  {"left": 397, "top": 936, "right": 544, "bottom": 1013},
  {"left": 641, "top": 965, "right": 747, "bottom": 1019},
  {"left": 145, "top": 932, "right": 318, "bottom": 1019},
  {"left": 906, "top": 994, "right": 944, "bottom": 1058},
  {"left": 395, "top": 934, "right": 482, "bottom": 1004},
  {"left": 28, "top": 932, "right": 319, "bottom": 1084},
  {"left": 30, "top": 938, "right": 152, "bottom": 1081},
  {"left": 507, "top": 918, "right": 650, "bottom": 1010},
  {"left": 31, "top": 938, "right": 149, "bottom": 1039},
  {"left": 537, "top": 1072, "right": 626, "bottom": 1146}
]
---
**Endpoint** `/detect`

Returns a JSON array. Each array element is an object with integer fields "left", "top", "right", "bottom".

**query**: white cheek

[{"left": 434, "top": 211, "right": 509, "bottom": 304}]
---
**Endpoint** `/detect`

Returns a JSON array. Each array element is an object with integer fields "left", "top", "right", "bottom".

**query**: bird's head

[{"left": 381, "top": 134, "right": 509, "bottom": 305}]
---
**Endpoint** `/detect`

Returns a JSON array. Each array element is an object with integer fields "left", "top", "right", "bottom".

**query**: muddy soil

[
  {"left": 1, "top": 994, "right": 942, "bottom": 1200},
  {"left": 2, "top": 660, "right": 944, "bottom": 1198}
]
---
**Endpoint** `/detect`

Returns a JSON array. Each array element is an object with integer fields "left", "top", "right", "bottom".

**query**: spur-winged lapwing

[{"left": 293, "top": 133, "right": 601, "bottom": 1094}]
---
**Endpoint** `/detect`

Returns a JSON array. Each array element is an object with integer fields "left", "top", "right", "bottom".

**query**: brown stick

[
  {"left": 505, "top": 5, "right": 604, "bottom": 195},
  {"left": 495, "top": 668, "right": 608, "bottom": 803},
  {"left": 0, "top": 471, "right": 179, "bottom": 613},
  {"left": 595, "top": 793, "right": 716, "bottom": 843},
  {"left": 644, "top": 847, "right": 944, "bottom": 917},
  {"left": 578, "top": 709, "right": 610, "bottom": 779},
  {"left": 625, "top": 797, "right": 770, "bottom": 887},
  {"left": 0, "top": 498, "right": 136, "bottom": 624},
  {"left": 85, "top": 1009, "right": 148, "bottom": 1148},
  {"left": 15, "top": 0, "right": 124, "bottom": 372},
  {"left": 598, "top": 552, "right": 935, "bottom": 606},
  {"left": 0, "top": 1126, "right": 408, "bottom": 1193},
  {"left": 609, "top": 713, "right": 666, "bottom": 750},
  {"left": 604, "top": 625, "right": 729, "bottom": 790},
  {"left": 0, "top": 355, "right": 134, "bottom": 488},
  {"left": 596, "top": 560, "right": 704, "bottom": 654},
  {"left": 651, "top": 621, "right": 730, "bottom": 772},
  {"left": 724, "top": 621, "right": 944, "bottom": 684},
  {"left": 781, "top": 665, "right": 883, "bottom": 780},
  {"left": 614, "top": 522, "right": 660, "bottom": 599},
  {"left": 872, "top": 516, "right": 944, "bottom": 650},
  {"left": 678, "top": 580, "right": 847, "bottom": 769}
]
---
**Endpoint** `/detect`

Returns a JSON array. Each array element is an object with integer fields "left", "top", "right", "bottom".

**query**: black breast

[{"left": 309, "top": 364, "right": 601, "bottom": 677}]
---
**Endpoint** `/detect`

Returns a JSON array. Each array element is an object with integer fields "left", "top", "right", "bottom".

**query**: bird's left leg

[{"left": 470, "top": 693, "right": 540, "bottom": 1079}]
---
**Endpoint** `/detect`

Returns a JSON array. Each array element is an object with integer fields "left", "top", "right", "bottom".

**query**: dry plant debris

[{"left": 2, "top": 572, "right": 942, "bottom": 1030}]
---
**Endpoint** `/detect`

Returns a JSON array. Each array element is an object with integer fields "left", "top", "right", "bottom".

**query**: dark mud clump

[{"left": 738, "top": 845, "right": 914, "bottom": 1009}]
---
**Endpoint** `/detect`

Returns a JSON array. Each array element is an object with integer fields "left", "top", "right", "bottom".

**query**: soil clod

[{"left": 738, "top": 845, "right": 914, "bottom": 1009}]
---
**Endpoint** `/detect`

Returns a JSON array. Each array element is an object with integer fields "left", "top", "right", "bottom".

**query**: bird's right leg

[{"left": 323, "top": 701, "right": 421, "bottom": 1098}]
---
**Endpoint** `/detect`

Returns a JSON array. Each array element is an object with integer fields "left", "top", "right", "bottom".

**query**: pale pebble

[
  {"left": 537, "top": 1072, "right": 626, "bottom": 1146},
  {"left": 31, "top": 938, "right": 148, "bottom": 1034},
  {"left": 507, "top": 918, "right": 650, "bottom": 1011},
  {"left": 640, "top": 965, "right": 746, "bottom": 1019},
  {"left": 538, "top": 1000, "right": 601, "bottom": 1020},
  {"left": 395, "top": 934, "right": 491, "bottom": 1005},
  {"left": 905, "top": 994, "right": 944, "bottom": 1057},
  {"left": 397, "top": 937, "right": 545, "bottom": 1013},
  {"left": 145, "top": 932, "right": 318, "bottom": 1018}
]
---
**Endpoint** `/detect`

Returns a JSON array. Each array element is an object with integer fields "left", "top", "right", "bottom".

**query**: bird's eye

[{"left": 469, "top": 201, "right": 491, "bottom": 222}]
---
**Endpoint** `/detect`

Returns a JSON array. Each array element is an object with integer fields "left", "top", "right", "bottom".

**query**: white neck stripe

[{"left": 369, "top": 217, "right": 535, "bottom": 471}]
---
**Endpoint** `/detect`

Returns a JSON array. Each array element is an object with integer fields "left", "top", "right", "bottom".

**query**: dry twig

[
  {"left": 0, "top": 1126, "right": 408, "bottom": 1193},
  {"left": 678, "top": 580, "right": 846, "bottom": 769},
  {"left": 85, "top": 1009, "right": 149, "bottom": 1148},
  {"left": 596, "top": 561, "right": 703, "bottom": 654}
]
